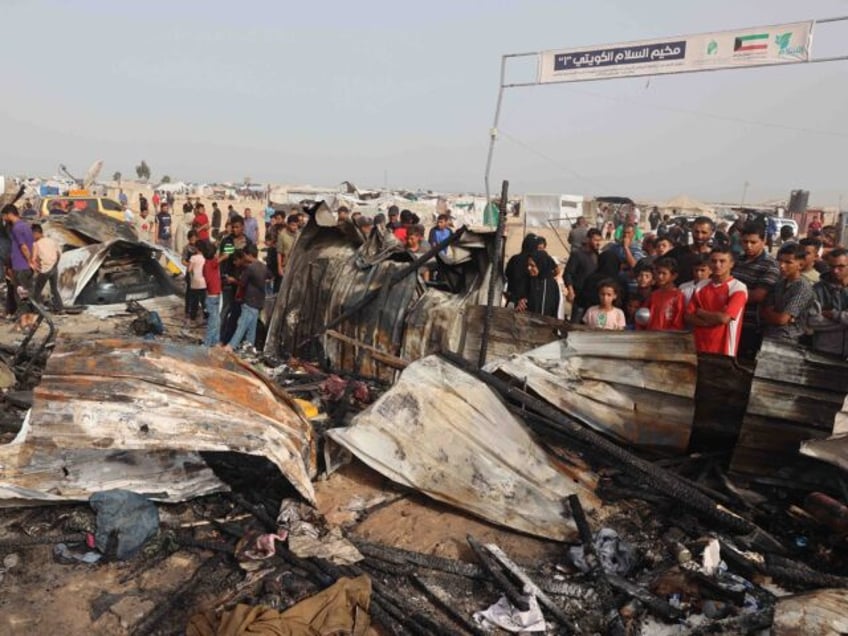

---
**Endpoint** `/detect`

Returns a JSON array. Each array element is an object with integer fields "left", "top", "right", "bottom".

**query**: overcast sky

[{"left": 2, "top": 0, "right": 847, "bottom": 204}]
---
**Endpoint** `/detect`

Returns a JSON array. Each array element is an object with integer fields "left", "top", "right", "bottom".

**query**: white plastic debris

[
  {"left": 702, "top": 537, "right": 721, "bottom": 575},
  {"left": 473, "top": 595, "right": 546, "bottom": 633}
]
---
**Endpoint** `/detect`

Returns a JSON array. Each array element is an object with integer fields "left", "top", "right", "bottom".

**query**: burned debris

[{"left": 0, "top": 208, "right": 847, "bottom": 635}]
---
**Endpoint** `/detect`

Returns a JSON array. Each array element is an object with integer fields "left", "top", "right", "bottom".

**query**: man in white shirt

[{"left": 30, "top": 223, "right": 64, "bottom": 312}]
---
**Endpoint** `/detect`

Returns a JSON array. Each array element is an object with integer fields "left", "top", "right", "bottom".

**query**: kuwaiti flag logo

[{"left": 734, "top": 33, "right": 769, "bottom": 53}]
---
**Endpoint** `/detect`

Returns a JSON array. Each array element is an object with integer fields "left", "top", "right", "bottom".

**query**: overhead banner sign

[{"left": 537, "top": 21, "right": 814, "bottom": 84}]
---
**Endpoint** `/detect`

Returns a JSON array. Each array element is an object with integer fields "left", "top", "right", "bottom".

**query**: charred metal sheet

[
  {"left": 57, "top": 240, "right": 177, "bottom": 306},
  {"left": 490, "top": 332, "right": 698, "bottom": 454},
  {"left": 800, "top": 395, "right": 848, "bottom": 473},
  {"left": 730, "top": 341, "right": 848, "bottom": 484},
  {"left": 18, "top": 339, "right": 317, "bottom": 504},
  {"left": 772, "top": 588, "right": 848, "bottom": 635},
  {"left": 327, "top": 355, "right": 599, "bottom": 541},
  {"left": 265, "top": 216, "right": 498, "bottom": 382},
  {"left": 0, "top": 413, "right": 226, "bottom": 505},
  {"left": 60, "top": 208, "right": 138, "bottom": 243}
]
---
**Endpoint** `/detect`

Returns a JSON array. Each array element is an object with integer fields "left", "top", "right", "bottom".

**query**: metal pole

[
  {"left": 478, "top": 180, "right": 509, "bottom": 368},
  {"left": 484, "top": 56, "right": 507, "bottom": 204}
]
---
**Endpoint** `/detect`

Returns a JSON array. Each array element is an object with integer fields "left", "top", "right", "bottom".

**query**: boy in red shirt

[
  {"left": 193, "top": 203, "right": 211, "bottom": 242},
  {"left": 202, "top": 241, "right": 222, "bottom": 347},
  {"left": 685, "top": 247, "right": 748, "bottom": 357},
  {"left": 645, "top": 257, "right": 686, "bottom": 331}
]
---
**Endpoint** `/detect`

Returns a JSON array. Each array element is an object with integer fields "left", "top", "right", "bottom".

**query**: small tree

[
  {"left": 135, "top": 160, "right": 151, "bottom": 181},
  {"left": 113, "top": 171, "right": 122, "bottom": 184},
  {"left": 161, "top": 175, "right": 171, "bottom": 184}
]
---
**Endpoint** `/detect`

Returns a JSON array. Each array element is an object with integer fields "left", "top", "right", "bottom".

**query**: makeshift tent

[
  {"left": 523, "top": 194, "right": 588, "bottom": 228},
  {"left": 660, "top": 195, "right": 714, "bottom": 215}
]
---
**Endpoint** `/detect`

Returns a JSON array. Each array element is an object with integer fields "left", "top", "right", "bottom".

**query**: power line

[
  {"left": 498, "top": 130, "right": 610, "bottom": 191},
  {"left": 571, "top": 88, "right": 848, "bottom": 138}
]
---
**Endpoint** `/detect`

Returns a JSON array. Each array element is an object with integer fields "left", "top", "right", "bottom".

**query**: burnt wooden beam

[
  {"left": 567, "top": 495, "right": 626, "bottom": 636},
  {"left": 325, "top": 329, "right": 409, "bottom": 370},
  {"left": 478, "top": 180, "right": 508, "bottom": 368},
  {"left": 467, "top": 534, "right": 529, "bottom": 612}
]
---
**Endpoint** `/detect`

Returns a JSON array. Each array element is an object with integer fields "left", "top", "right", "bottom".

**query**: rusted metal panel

[
  {"left": 265, "top": 218, "right": 497, "bottom": 381},
  {"left": 5, "top": 339, "right": 317, "bottom": 504},
  {"left": 327, "top": 355, "right": 599, "bottom": 541},
  {"left": 730, "top": 340, "right": 848, "bottom": 483},
  {"left": 690, "top": 353, "right": 752, "bottom": 448},
  {"left": 490, "top": 332, "right": 698, "bottom": 454}
]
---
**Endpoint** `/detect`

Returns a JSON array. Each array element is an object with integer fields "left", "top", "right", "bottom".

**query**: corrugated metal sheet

[
  {"left": 265, "top": 219, "right": 497, "bottom": 382},
  {"left": 490, "top": 331, "right": 698, "bottom": 454},
  {"left": 730, "top": 340, "right": 848, "bottom": 483},
  {"left": 7, "top": 339, "right": 317, "bottom": 504},
  {"left": 327, "top": 355, "right": 599, "bottom": 541}
]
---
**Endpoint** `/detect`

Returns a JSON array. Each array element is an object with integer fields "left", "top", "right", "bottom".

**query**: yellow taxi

[{"left": 40, "top": 195, "right": 126, "bottom": 221}]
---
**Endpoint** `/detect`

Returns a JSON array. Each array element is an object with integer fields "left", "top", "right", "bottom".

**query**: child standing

[
  {"left": 186, "top": 242, "right": 207, "bottom": 327},
  {"left": 202, "top": 241, "right": 222, "bottom": 347},
  {"left": 181, "top": 230, "right": 199, "bottom": 325},
  {"left": 679, "top": 255, "right": 711, "bottom": 305},
  {"left": 583, "top": 279, "right": 626, "bottom": 330},
  {"left": 645, "top": 257, "right": 686, "bottom": 331}
]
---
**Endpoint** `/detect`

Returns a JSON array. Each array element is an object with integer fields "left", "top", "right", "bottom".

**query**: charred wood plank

[
  {"left": 467, "top": 534, "right": 529, "bottom": 612},
  {"left": 606, "top": 574, "right": 684, "bottom": 622},
  {"left": 409, "top": 574, "right": 486, "bottom": 636},
  {"left": 567, "top": 495, "right": 626, "bottom": 636},
  {"left": 352, "top": 538, "right": 485, "bottom": 579},
  {"left": 484, "top": 542, "right": 577, "bottom": 633},
  {"left": 478, "top": 180, "right": 508, "bottom": 368},
  {"left": 325, "top": 329, "right": 409, "bottom": 370}
]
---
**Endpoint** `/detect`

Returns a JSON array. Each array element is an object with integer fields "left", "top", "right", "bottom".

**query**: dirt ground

[{"left": 0, "top": 297, "right": 584, "bottom": 635}]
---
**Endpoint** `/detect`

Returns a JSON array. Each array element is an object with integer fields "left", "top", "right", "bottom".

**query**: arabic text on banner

[{"left": 537, "top": 21, "right": 813, "bottom": 84}]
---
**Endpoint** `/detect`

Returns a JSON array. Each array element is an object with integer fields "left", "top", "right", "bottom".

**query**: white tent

[{"left": 660, "top": 195, "right": 714, "bottom": 216}]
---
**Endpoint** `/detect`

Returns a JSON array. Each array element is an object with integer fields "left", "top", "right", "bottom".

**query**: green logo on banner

[
  {"left": 776, "top": 32, "right": 806, "bottom": 57},
  {"left": 706, "top": 40, "right": 718, "bottom": 55}
]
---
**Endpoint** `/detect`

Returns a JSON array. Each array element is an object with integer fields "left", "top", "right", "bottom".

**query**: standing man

[
  {"left": 152, "top": 191, "right": 161, "bottom": 214},
  {"left": 223, "top": 245, "right": 268, "bottom": 353},
  {"left": 193, "top": 203, "right": 211, "bottom": 243},
  {"left": 3, "top": 205, "right": 34, "bottom": 310},
  {"left": 118, "top": 189, "right": 128, "bottom": 208},
  {"left": 799, "top": 237, "right": 822, "bottom": 284},
  {"left": 761, "top": 245, "right": 815, "bottom": 344},
  {"left": 568, "top": 217, "right": 590, "bottom": 252},
  {"left": 731, "top": 222, "right": 780, "bottom": 358},
  {"left": 685, "top": 247, "right": 748, "bottom": 357},
  {"left": 668, "top": 217, "right": 714, "bottom": 285},
  {"left": 275, "top": 213, "right": 300, "bottom": 282},
  {"left": 243, "top": 207, "right": 259, "bottom": 244},
  {"left": 139, "top": 193, "right": 149, "bottom": 217},
  {"left": 154, "top": 202, "right": 173, "bottom": 249},
  {"left": 211, "top": 202, "right": 223, "bottom": 240},
  {"left": 134, "top": 206, "right": 156, "bottom": 242},
  {"left": 809, "top": 247, "right": 848, "bottom": 357},
  {"left": 564, "top": 228, "right": 602, "bottom": 322},
  {"left": 648, "top": 206, "right": 662, "bottom": 232},
  {"left": 265, "top": 211, "right": 284, "bottom": 292},
  {"left": 605, "top": 223, "right": 644, "bottom": 271},
  {"left": 30, "top": 223, "right": 63, "bottom": 312},
  {"left": 219, "top": 214, "right": 253, "bottom": 340}
]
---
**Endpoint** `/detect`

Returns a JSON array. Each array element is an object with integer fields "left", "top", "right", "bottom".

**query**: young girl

[{"left": 583, "top": 278, "right": 626, "bottom": 330}]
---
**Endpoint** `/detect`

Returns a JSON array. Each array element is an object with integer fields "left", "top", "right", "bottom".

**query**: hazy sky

[{"left": 2, "top": 0, "right": 847, "bottom": 204}]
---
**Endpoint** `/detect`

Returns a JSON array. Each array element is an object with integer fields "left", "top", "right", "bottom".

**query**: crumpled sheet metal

[
  {"left": 800, "top": 394, "right": 848, "bottom": 472},
  {"left": 489, "top": 332, "right": 698, "bottom": 454},
  {"left": 20, "top": 339, "right": 317, "bottom": 504},
  {"left": 327, "top": 355, "right": 599, "bottom": 541},
  {"left": 0, "top": 412, "right": 227, "bottom": 506}
]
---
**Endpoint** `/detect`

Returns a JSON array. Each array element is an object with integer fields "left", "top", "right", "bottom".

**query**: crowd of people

[{"left": 506, "top": 211, "right": 848, "bottom": 361}]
